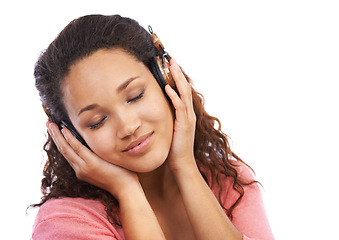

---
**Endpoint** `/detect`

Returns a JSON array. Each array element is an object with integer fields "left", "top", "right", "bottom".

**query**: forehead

[
  {"left": 62, "top": 48, "right": 151, "bottom": 114},
  {"left": 65, "top": 48, "right": 144, "bottom": 89}
]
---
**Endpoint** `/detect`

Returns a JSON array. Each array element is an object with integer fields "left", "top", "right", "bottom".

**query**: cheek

[
  {"left": 142, "top": 98, "right": 174, "bottom": 144},
  {"left": 141, "top": 96, "right": 174, "bottom": 128},
  {"left": 85, "top": 130, "right": 117, "bottom": 160}
]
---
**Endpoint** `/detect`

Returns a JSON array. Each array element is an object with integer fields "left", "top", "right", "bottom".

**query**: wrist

[
  {"left": 111, "top": 181, "right": 144, "bottom": 202},
  {"left": 169, "top": 157, "right": 200, "bottom": 180}
]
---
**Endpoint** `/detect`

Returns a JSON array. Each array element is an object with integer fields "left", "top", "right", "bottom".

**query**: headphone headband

[{"left": 148, "top": 26, "right": 172, "bottom": 62}]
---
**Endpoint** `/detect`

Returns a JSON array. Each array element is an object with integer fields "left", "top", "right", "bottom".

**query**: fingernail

[{"left": 60, "top": 125, "right": 66, "bottom": 135}]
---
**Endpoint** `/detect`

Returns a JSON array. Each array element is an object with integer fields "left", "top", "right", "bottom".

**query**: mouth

[{"left": 122, "top": 131, "right": 154, "bottom": 154}]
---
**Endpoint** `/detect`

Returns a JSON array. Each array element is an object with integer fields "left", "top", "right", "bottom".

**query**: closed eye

[
  {"left": 89, "top": 116, "right": 107, "bottom": 129},
  {"left": 127, "top": 89, "right": 145, "bottom": 103}
]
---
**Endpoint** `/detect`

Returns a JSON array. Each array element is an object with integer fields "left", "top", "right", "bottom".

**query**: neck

[{"left": 137, "top": 162, "right": 178, "bottom": 201}]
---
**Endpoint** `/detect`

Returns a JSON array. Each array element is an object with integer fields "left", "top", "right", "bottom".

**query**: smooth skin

[{"left": 47, "top": 48, "right": 242, "bottom": 240}]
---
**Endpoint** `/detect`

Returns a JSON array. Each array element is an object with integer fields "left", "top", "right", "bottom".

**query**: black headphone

[{"left": 44, "top": 26, "right": 173, "bottom": 148}]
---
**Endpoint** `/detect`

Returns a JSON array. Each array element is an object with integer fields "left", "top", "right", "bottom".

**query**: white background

[{"left": 1, "top": 0, "right": 338, "bottom": 239}]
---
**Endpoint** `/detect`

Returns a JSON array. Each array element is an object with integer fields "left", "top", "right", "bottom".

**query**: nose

[{"left": 116, "top": 109, "right": 141, "bottom": 139}]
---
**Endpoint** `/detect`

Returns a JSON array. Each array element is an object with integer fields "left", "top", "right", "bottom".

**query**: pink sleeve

[
  {"left": 228, "top": 164, "right": 275, "bottom": 240},
  {"left": 32, "top": 198, "right": 124, "bottom": 240}
]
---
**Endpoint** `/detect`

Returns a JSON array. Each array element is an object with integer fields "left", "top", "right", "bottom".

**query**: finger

[
  {"left": 169, "top": 59, "right": 193, "bottom": 108},
  {"left": 60, "top": 126, "right": 94, "bottom": 162},
  {"left": 165, "top": 84, "right": 188, "bottom": 122},
  {"left": 47, "top": 122, "right": 85, "bottom": 170},
  {"left": 169, "top": 60, "right": 196, "bottom": 123}
]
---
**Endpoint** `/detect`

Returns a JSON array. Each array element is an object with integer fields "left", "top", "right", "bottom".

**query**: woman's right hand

[
  {"left": 47, "top": 121, "right": 140, "bottom": 200},
  {"left": 47, "top": 121, "right": 167, "bottom": 239}
]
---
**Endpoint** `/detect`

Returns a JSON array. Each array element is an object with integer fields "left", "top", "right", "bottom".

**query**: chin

[
  {"left": 125, "top": 149, "right": 169, "bottom": 173},
  {"left": 136, "top": 160, "right": 166, "bottom": 173}
]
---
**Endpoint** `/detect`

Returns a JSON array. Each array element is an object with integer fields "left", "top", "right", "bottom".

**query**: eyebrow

[
  {"left": 117, "top": 76, "right": 139, "bottom": 93},
  {"left": 78, "top": 103, "right": 99, "bottom": 117},
  {"left": 77, "top": 76, "right": 139, "bottom": 117}
]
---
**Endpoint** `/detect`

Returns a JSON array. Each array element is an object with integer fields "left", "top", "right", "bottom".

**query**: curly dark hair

[{"left": 31, "top": 14, "right": 256, "bottom": 225}]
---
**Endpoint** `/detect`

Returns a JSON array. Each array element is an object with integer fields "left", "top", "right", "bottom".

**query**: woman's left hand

[
  {"left": 165, "top": 59, "right": 197, "bottom": 173},
  {"left": 165, "top": 60, "right": 244, "bottom": 240}
]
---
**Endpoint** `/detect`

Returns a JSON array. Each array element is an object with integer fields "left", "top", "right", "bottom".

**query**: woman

[{"left": 32, "top": 14, "right": 274, "bottom": 239}]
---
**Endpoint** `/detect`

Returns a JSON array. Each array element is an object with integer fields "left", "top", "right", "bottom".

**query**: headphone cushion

[{"left": 150, "top": 56, "right": 167, "bottom": 91}]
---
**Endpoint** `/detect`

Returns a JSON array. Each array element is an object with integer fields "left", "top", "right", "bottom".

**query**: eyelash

[
  {"left": 127, "top": 89, "right": 145, "bottom": 103},
  {"left": 89, "top": 90, "right": 145, "bottom": 130},
  {"left": 89, "top": 116, "right": 107, "bottom": 129}
]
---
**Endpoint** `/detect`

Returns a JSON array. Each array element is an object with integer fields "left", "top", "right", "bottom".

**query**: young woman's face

[{"left": 62, "top": 48, "right": 174, "bottom": 172}]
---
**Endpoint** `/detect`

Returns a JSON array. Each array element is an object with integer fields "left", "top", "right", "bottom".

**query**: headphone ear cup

[
  {"left": 150, "top": 56, "right": 167, "bottom": 91},
  {"left": 61, "top": 120, "right": 90, "bottom": 149},
  {"left": 150, "top": 56, "right": 175, "bottom": 90}
]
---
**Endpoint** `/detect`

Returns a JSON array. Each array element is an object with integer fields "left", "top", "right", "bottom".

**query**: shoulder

[
  {"left": 226, "top": 161, "right": 275, "bottom": 239},
  {"left": 232, "top": 160, "right": 256, "bottom": 183},
  {"left": 211, "top": 160, "right": 258, "bottom": 208},
  {"left": 33, "top": 197, "right": 124, "bottom": 240},
  {"left": 35, "top": 197, "right": 107, "bottom": 220},
  {"left": 213, "top": 159, "right": 256, "bottom": 188}
]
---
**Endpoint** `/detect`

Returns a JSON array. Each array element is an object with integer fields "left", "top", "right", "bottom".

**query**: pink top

[{"left": 32, "top": 164, "right": 274, "bottom": 239}]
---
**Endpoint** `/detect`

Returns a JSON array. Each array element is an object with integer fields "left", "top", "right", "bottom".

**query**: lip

[{"left": 122, "top": 131, "right": 154, "bottom": 155}]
